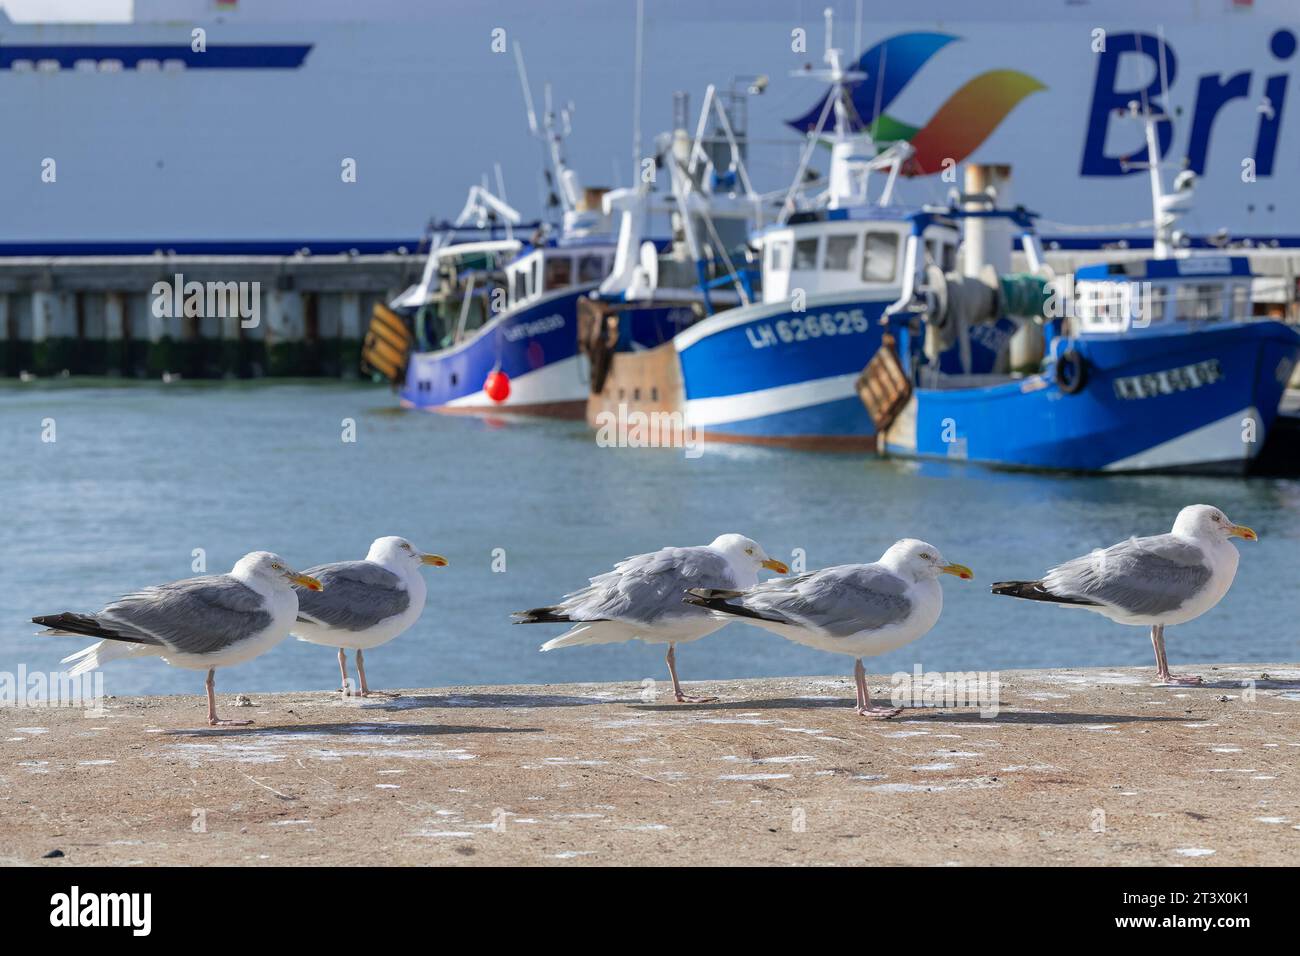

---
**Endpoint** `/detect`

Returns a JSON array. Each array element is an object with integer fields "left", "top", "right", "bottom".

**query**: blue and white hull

[
  {"left": 401, "top": 287, "right": 591, "bottom": 417},
  {"left": 883, "top": 321, "right": 1300, "bottom": 474},
  {"left": 674, "top": 294, "right": 891, "bottom": 450}
]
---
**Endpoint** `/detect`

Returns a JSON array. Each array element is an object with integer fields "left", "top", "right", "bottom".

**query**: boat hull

[
  {"left": 883, "top": 321, "right": 1300, "bottom": 474},
  {"left": 400, "top": 287, "right": 593, "bottom": 416},
  {"left": 674, "top": 294, "right": 892, "bottom": 450}
]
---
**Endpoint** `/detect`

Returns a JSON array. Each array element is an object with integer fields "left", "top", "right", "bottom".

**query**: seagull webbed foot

[
  {"left": 675, "top": 693, "right": 719, "bottom": 704},
  {"left": 856, "top": 705, "right": 902, "bottom": 719},
  {"left": 1156, "top": 673, "right": 1204, "bottom": 686}
]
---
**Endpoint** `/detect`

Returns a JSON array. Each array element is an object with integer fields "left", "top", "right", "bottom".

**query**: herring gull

[
  {"left": 515, "top": 533, "right": 788, "bottom": 703},
  {"left": 991, "top": 504, "right": 1256, "bottom": 684},
  {"left": 292, "top": 536, "right": 447, "bottom": 697},
  {"left": 685, "top": 539, "right": 972, "bottom": 717},
  {"left": 32, "top": 551, "right": 322, "bottom": 726}
]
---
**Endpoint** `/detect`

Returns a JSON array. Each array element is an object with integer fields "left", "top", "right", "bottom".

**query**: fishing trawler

[
  {"left": 666, "top": 10, "right": 959, "bottom": 449},
  {"left": 366, "top": 50, "right": 648, "bottom": 417},
  {"left": 874, "top": 101, "right": 1300, "bottom": 474}
]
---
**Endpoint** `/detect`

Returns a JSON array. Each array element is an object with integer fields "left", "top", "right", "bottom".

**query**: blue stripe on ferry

[
  {"left": 6, "top": 237, "right": 1299, "bottom": 258},
  {"left": 0, "top": 44, "right": 312, "bottom": 70},
  {"left": 0, "top": 239, "right": 420, "bottom": 257}
]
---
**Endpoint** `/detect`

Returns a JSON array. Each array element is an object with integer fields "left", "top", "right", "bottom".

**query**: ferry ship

[{"left": 4, "top": 0, "right": 1300, "bottom": 255}]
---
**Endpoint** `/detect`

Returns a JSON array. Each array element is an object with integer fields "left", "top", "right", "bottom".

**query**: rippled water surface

[{"left": 2, "top": 380, "right": 1297, "bottom": 697}]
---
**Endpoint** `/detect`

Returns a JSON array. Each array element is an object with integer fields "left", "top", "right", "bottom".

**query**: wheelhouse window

[
  {"left": 545, "top": 256, "right": 573, "bottom": 289},
  {"left": 513, "top": 270, "right": 527, "bottom": 304},
  {"left": 578, "top": 254, "right": 605, "bottom": 283},
  {"left": 766, "top": 240, "right": 789, "bottom": 272},
  {"left": 1231, "top": 282, "right": 1249, "bottom": 320},
  {"left": 794, "top": 237, "right": 820, "bottom": 271},
  {"left": 862, "top": 232, "right": 899, "bottom": 283},
  {"left": 532, "top": 259, "right": 542, "bottom": 297},
  {"left": 823, "top": 235, "right": 856, "bottom": 271},
  {"left": 1133, "top": 283, "right": 1166, "bottom": 325}
]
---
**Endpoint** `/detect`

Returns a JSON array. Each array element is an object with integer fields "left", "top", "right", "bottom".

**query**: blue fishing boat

[
  {"left": 879, "top": 248, "right": 1300, "bottom": 474},
  {"left": 871, "top": 93, "right": 1300, "bottom": 475},
  {"left": 396, "top": 227, "right": 619, "bottom": 417},
  {"left": 669, "top": 11, "right": 958, "bottom": 449},
  {"left": 371, "top": 48, "right": 680, "bottom": 418}
]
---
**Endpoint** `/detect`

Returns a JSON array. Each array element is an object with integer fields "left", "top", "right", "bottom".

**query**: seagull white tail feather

[
  {"left": 540, "top": 622, "right": 638, "bottom": 651},
  {"left": 61, "top": 640, "right": 153, "bottom": 676}
]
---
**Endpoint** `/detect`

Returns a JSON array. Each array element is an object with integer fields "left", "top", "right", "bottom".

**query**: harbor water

[{"left": 1, "top": 380, "right": 1297, "bottom": 698}]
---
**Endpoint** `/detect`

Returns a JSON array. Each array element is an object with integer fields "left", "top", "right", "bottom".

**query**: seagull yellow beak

[
  {"left": 761, "top": 558, "right": 789, "bottom": 574},
  {"left": 942, "top": 563, "right": 974, "bottom": 580},
  {"left": 291, "top": 572, "right": 323, "bottom": 591},
  {"left": 1228, "top": 524, "right": 1257, "bottom": 541},
  {"left": 421, "top": 553, "right": 449, "bottom": 567}
]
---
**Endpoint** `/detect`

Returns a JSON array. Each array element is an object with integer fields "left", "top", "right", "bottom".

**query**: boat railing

[{"left": 1075, "top": 279, "right": 1253, "bottom": 333}]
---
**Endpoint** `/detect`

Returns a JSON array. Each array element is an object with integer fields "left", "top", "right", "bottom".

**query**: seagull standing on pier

[
  {"left": 685, "top": 539, "right": 972, "bottom": 717},
  {"left": 991, "top": 504, "right": 1256, "bottom": 684},
  {"left": 32, "top": 552, "right": 321, "bottom": 726},
  {"left": 292, "top": 536, "right": 447, "bottom": 697},
  {"left": 516, "top": 534, "right": 788, "bottom": 703}
]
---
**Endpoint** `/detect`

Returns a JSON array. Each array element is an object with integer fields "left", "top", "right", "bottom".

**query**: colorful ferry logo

[{"left": 789, "top": 32, "right": 1044, "bottom": 176}]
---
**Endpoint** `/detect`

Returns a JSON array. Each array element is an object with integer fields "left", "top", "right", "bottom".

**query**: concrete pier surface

[{"left": 2, "top": 663, "right": 1296, "bottom": 866}]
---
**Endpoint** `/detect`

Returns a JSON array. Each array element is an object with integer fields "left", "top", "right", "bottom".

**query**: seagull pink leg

[
  {"left": 1151, "top": 624, "right": 1202, "bottom": 685},
  {"left": 855, "top": 658, "right": 900, "bottom": 718},
  {"left": 355, "top": 649, "right": 399, "bottom": 698},
  {"left": 666, "top": 643, "right": 717, "bottom": 703},
  {"left": 337, "top": 647, "right": 353, "bottom": 696},
  {"left": 206, "top": 668, "right": 252, "bottom": 727}
]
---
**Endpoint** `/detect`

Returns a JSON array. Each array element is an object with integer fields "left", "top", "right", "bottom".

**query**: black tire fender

[{"left": 1054, "top": 348, "right": 1087, "bottom": 395}]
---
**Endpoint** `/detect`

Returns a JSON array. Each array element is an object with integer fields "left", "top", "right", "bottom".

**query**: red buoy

[{"left": 484, "top": 369, "right": 510, "bottom": 403}]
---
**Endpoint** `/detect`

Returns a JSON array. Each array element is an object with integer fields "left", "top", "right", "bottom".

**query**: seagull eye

[
  {"left": 272, "top": 563, "right": 283, "bottom": 570},
  {"left": 745, "top": 548, "right": 754, "bottom": 555},
  {"left": 1211, "top": 514, "right": 1221, "bottom": 522},
  {"left": 920, "top": 553, "right": 932, "bottom": 561}
]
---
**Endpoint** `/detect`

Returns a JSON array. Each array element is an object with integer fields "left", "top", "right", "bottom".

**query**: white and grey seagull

[
  {"left": 515, "top": 533, "right": 788, "bottom": 703},
  {"left": 292, "top": 536, "right": 448, "bottom": 697},
  {"left": 991, "top": 504, "right": 1257, "bottom": 685},
  {"left": 686, "top": 539, "right": 972, "bottom": 717},
  {"left": 33, "top": 551, "right": 322, "bottom": 726}
]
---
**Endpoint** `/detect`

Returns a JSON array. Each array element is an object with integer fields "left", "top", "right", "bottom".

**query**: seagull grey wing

[
  {"left": 565, "top": 547, "right": 735, "bottom": 624},
  {"left": 98, "top": 575, "right": 275, "bottom": 655},
  {"left": 1042, "top": 534, "right": 1212, "bottom": 616},
  {"left": 297, "top": 561, "right": 410, "bottom": 631},
  {"left": 743, "top": 565, "right": 913, "bottom": 637}
]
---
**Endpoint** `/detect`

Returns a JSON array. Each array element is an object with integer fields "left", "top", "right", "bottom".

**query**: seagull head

[
  {"left": 367, "top": 536, "right": 449, "bottom": 570},
  {"left": 235, "top": 551, "right": 322, "bottom": 591},
  {"left": 708, "top": 533, "right": 788, "bottom": 578},
  {"left": 1173, "top": 505, "right": 1257, "bottom": 543},
  {"left": 881, "top": 539, "right": 973, "bottom": 583}
]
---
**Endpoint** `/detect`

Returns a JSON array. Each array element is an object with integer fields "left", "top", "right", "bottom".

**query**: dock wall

[{"left": 0, "top": 254, "right": 422, "bottom": 379}]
